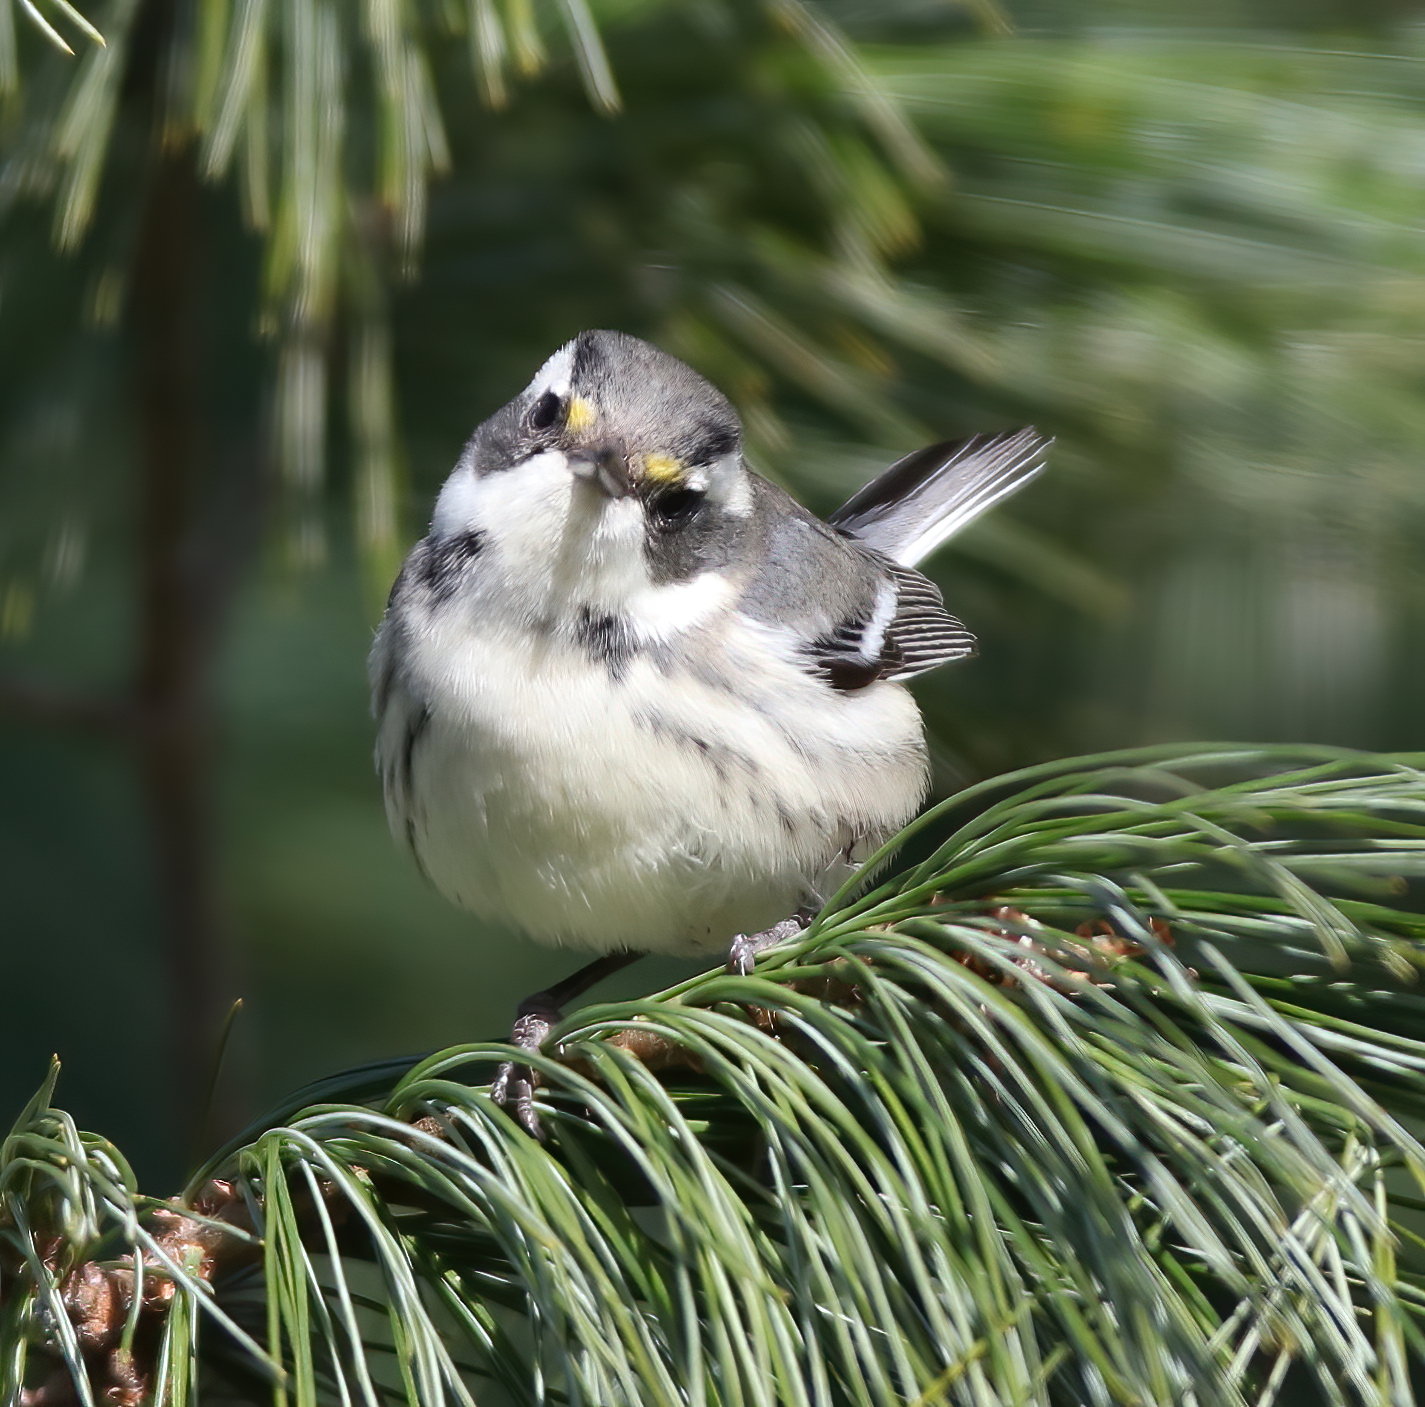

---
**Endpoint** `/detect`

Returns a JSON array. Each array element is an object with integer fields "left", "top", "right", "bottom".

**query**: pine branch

[{"left": 4, "top": 745, "right": 1425, "bottom": 1405}]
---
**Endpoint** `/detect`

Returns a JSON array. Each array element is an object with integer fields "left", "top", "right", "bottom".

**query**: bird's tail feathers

[{"left": 828, "top": 428, "right": 1050, "bottom": 567}]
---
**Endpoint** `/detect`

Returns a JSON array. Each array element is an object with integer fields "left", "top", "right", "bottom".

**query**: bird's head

[{"left": 431, "top": 331, "right": 756, "bottom": 616}]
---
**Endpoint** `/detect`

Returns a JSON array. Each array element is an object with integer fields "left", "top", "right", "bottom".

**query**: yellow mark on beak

[
  {"left": 643, "top": 453, "right": 682, "bottom": 484},
  {"left": 566, "top": 395, "right": 597, "bottom": 433}
]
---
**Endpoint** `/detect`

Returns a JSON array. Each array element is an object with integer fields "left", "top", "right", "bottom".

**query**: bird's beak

[{"left": 569, "top": 444, "right": 635, "bottom": 499}]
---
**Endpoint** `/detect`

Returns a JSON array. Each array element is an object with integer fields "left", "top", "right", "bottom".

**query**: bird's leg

[
  {"left": 491, "top": 949, "right": 642, "bottom": 1138},
  {"left": 727, "top": 906, "right": 819, "bottom": 977}
]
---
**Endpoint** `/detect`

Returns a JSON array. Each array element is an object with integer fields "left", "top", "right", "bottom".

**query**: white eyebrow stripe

[
  {"left": 524, "top": 342, "right": 576, "bottom": 401},
  {"left": 715, "top": 455, "right": 753, "bottom": 516}
]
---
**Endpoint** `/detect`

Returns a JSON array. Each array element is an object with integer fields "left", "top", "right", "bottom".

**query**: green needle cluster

[{"left": 6, "top": 744, "right": 1425, "bottom": 1405}]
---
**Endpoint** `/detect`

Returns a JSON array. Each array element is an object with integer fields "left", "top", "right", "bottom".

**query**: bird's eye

[
  {"left": 529, "top": 391, "right": 563, "bottom": 431},
  {"left": 649, "top": 487, "right": 705, "bottom": 528}
]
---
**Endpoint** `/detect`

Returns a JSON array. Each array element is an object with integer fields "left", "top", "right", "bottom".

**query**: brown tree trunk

[{"left": 128, "top": 143, "right": 231, "bottom": 1148}]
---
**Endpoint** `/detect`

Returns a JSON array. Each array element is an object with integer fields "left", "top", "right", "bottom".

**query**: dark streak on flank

[
  {"left": 385, "top": 564, "right": 409, "bottom": 614},
  {"left": 401, "top": 705, "right": 432, "bottom": 800},
  {"left": 776, "top": 801, "right": 798, "bottom": 836},
  {"left": 686, "top": 656, "right": 741, "bottom": 697},
  {"left": 418, "top": 530, "right": 486, "bottom": 603},
  {"left": 576, "top": 607, "right": 636, "bottom": 679},
  {"left": 657, "top": 713, "right": 725, "bottom": 783},
  {"left": 371, "top": 653, "right": 396, "bottom": 717},
  {"left": 638, "top": 709, "right": 763, "bottom": 783},
  {"left": 405, "top": 816, "right": 432, "bottom": 883}
]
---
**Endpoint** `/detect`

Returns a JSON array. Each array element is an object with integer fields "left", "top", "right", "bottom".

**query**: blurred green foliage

[{"left": 1, "top": 0, "right": 1423, "bottom": 1185}]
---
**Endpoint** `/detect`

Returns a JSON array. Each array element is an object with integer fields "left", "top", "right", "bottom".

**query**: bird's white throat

[{"left": 432, "top": 449, "right": 677, "bottom": 628}]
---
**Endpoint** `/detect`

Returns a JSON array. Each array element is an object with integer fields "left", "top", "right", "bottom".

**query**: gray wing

[
  {"left": 737, "top": 484, "right": 976, "bottom": 690},
  {"left": 798, "top": 552, "right": 975, "bottom": 691},
  {"left": 798, "top": 555, "right": 974, "bottom": 692},
  {"left": 828, "top": 428, "right": 1050, "bottom": 567}
]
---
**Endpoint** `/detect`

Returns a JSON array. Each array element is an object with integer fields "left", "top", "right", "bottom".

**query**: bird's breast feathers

[{"left": 372, "top": 585, "right": 927, "bottom": 956}]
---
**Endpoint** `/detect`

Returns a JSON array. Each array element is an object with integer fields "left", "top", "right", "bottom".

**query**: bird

[{"left": 370, "top": 329, "right": 1048, "bottom": 1134}]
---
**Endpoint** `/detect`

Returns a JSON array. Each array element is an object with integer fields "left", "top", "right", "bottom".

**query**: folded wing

[{"left": 801, "top": 553, "right": 977, "bottom": 690}]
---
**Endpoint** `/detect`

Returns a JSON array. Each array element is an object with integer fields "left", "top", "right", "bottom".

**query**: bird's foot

[
  {"left": 727, "top": 913, "right": 813, "bottom": 977},
  {"left": 489, "top": 950, "right": 643, "bottom": 1140},
  {"left": 490, "top": 1009, "right": 557, "bottom": 1140}
]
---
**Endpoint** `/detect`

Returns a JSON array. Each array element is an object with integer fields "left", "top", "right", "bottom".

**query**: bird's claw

[
  {"left": 727, "top": 916, "right": 808, "bottom": 977},
  {"left": 490, "top": 951, "right": 643, "bottom": 1139},
  {"left": 491, "top": 1010, "right": 555, "bottom": 1139}
]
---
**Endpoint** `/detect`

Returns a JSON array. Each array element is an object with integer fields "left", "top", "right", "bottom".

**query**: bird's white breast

[{"left": 374, "top": 600, "right": 927, "bottom": 957}]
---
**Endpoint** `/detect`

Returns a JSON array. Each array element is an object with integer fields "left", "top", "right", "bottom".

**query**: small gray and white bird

[{"left": 371, "top": 330, "right": 1047, "bottom": 1129}]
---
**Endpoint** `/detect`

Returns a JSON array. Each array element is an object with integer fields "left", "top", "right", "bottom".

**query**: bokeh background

[{"left": 2, "top": 0, "right": 1422, "bottom": 1188}]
